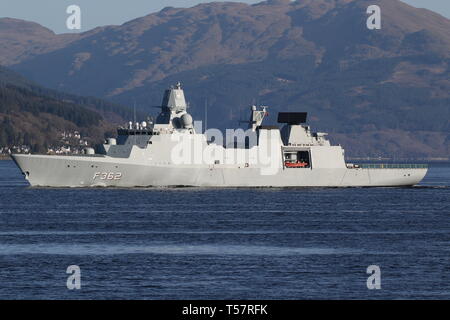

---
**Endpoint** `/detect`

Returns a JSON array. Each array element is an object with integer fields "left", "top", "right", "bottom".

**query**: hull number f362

[{"left": 93, "top": 172, "right": 122, "bottom": 180}]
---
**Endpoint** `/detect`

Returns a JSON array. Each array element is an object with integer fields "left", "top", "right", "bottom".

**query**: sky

[{"left": 0, "top": 0, "right": 449, "bottom": 34}]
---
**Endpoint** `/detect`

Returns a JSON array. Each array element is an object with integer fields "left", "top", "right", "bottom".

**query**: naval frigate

[{"left": 12, "top": 83, "right": 427, "bottom": 187}]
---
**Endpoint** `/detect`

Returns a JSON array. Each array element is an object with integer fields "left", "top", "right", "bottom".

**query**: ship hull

[{"left": 12, "top": 154, "right": 427, "bottom": 187}]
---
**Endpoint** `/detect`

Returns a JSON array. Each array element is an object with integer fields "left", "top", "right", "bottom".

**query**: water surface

[{"left": 0, "top": 160, "right": 449, "bottom": 299}]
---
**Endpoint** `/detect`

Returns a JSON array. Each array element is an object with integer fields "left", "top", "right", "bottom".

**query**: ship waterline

[{"left": 12, "top": 83, "right": 428, "bottom": 187}]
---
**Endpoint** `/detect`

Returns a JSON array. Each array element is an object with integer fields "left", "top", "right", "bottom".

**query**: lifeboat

[{"left": 285, "top": 161, "right": 309, "bottom": 168}]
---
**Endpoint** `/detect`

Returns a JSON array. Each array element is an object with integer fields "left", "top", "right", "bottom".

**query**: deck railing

[{"left": 359, "top": 164, "right": 428, "bottom": 169}]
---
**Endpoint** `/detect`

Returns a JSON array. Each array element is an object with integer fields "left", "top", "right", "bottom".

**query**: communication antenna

[
  {"left": 134, "top": 99, "right": 137, "bottom": 123},
  {"left": 133, "top": 99, "right": 137, "bottom": 145},
  {"left": 238, "top": 104, "right": 250, "bottom": 126},
  {"left": 239, "top": 105, "right": 242, "bottom": 126},
  {"left": 204, "top": 97, "right": 208, "bottom": 133}
]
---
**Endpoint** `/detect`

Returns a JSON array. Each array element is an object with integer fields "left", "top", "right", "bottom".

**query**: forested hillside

[{"left": 0, "top": 66, "right": 144, "bottom": 153}]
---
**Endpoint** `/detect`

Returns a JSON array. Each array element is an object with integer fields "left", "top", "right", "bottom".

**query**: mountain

[
  {"left": 0, "top": 18, "right": 79, "bottom": 66},
  {"left": 0, "top": 65, "right": 142, "bottom": 122},
  {"left": 2, "top": 0, "right": 450, "bottom": 158},
  {"left": 0, "top": 65, "right": 141, "bottom": 152}
]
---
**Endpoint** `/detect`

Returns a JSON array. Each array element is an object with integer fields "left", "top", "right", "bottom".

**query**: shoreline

[{"left": 0, "top": 155, "right": 11, "bottom": 160}]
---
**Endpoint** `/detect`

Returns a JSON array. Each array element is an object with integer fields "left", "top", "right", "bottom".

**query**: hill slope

[
  {"left": 4, "top": 0, "right": 450, "bottom": 158},
  {"left": 0, "top": 66, "right": 141, "bottom": 152},
  {"left": 0, "top": 18, "right": 80, "bottom": 66}
]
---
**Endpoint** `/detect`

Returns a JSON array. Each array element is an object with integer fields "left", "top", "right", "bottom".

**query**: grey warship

[{"left": 12, "top": 83, "right": 428, "bottom": 187}]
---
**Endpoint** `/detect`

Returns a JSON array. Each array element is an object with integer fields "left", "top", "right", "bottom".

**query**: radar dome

[{"left": 181, "top": 113, "right": 193, "bottom": 128}]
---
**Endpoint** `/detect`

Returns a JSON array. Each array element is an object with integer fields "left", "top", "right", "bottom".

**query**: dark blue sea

[{"left": 0, "top": 160, "right": 448, "bottom": 300}]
